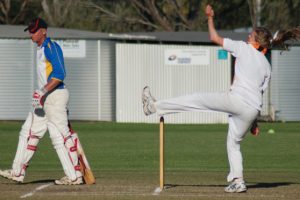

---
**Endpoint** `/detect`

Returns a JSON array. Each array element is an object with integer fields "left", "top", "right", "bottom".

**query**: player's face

[{"left": 30, "top": 29, "right": 46, "bottom": 46}]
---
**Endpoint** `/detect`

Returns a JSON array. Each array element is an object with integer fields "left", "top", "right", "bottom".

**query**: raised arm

[{"left": 205, "top": 5, "right": 224, "bottom": 46}]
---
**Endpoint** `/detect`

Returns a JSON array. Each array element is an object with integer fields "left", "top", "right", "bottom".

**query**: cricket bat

[{"left": 76, "top": 135, "right": 96, "bottom": 184}]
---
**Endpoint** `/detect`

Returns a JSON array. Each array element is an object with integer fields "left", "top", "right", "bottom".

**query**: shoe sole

[
  {"left": 55, "top": 179, "right": 83, "bottom": 185},
  {"left": 142, "top": 86, "right": 151, "bottom": 115},
  {"left": 142, "top": 86, "right": 150, "bottom": 101},
  {"left": 0, "top": 175, "right": 23, "bottom": 183},
  {"left": 225, "top": 188, "right": 247, "bottom": 193},
  {"left": 0, "top": 172, "right": 23, "bottom": 183},
  {"left": 55, "top": 182, "right": 83, "bottom": 185}
]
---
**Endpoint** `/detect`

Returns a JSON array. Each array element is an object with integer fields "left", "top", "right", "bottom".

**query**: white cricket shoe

[
  {"left": 224, "top": 181, "right": 247, "bottom": 193},
  {"left": 142, "top": 86, "right": 157, "bottom": 115},
  {"left": 55, "top": 176, "right": 83, "bottom": 185},
  {"left": 0, "top": 169, "right": 24, "bottom": 183}
]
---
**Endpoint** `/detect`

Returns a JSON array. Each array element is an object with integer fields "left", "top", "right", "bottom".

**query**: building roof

[
  {"left": 0, "top": 25, "right": 109, "bottom": 39},
  {"left": 0, "top": 25, "right": 249, "bottom": 43},
  {"left": 1, "top": 25, "right": 299, "bottom": 45},
  {"left": 111, "top": 31, "right": 249, "bottom": 43}
]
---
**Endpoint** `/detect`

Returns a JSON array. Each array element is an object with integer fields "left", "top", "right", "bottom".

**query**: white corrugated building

[
  {"left": 114, "top": 31, "right": 273, "bottom": 124},
  {"left": 270, "top": 46, "right": 300, "bottom": 121},
  {"left": 0, "top": 25, "right": 116, "bottom": 121},
  {"left": 0, "top": 25, "right": 299, "bottom": 123}
]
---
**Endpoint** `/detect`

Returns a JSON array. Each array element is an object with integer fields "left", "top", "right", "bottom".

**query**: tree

[
  {"left": 247, "top": 0, "right": 262, "bottom": 28},
  {"left": 40, "top": 0, "right": 79, "bottom": 27},
  {"left": 211, "top": 0, "right": 251, "bottom": 30},
  {"left": 84, "top": 0, "right": 252, "bottom": 32},
  {"left": 1, "top": 0, "right": 298, "bottom": 33},
  {"left": 260, "top": 0, "right": 300, "bottom": 31},
  {"left": 0, "top": 0, "right": 29, "bottom": 24},
  {"left": 84, "top": 0, "right": 206, "bottom": 32}
]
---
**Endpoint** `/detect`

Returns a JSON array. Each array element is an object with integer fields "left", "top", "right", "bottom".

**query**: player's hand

[
  {"left": 32, "top": 90, "right": 45, "bottom": 108},
  {"left": 205, "top": 5, "right": 214, "bottom": 18},
  {"left": 250, "top": 120, "right": 260, "bottom": 136}
]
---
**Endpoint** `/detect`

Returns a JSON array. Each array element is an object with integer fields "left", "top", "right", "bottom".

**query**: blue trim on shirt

[{"left": 42, "top": 38, "right": 66, "bottom": 89}]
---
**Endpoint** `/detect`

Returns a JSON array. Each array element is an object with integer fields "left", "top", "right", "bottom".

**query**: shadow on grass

[
  {"left": 164, "top": 182, "right": 296, "bottom": 189},
  {"left": 247, "top": 182, "right": 294, "bottom": 188},
  {"left": 164, "top": 184, "right": 225, "bottom": 189},
  {"left": 24, "top": 179, "right": 55, "bottom": 184}
]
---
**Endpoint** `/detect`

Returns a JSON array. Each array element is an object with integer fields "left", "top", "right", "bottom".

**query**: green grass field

[{"left": 0, "top": 121, "right": 300, "bottom": 200}]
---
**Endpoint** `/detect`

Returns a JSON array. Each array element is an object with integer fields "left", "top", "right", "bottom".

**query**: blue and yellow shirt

[{"left": 36, "top": 37, "right": 66, "bottom": 89}]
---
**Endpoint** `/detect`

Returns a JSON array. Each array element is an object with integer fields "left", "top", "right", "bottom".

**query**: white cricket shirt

[
  {"left": 223, "top": 38, "right": 271, "bottom": 111},
  {"left": 36, "top": 37, "right": 66, "bottom": 90}
]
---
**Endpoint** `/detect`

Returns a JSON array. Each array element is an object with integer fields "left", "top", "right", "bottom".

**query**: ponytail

[
  {"left": 271, "top": 27, "right": 300, "bottom": 50},
  {"left": 254, "top": 27, "right": 300, "bottom": 51}
]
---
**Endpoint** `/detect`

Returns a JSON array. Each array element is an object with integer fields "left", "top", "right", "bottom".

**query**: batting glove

[{"left": 32, "top": 88, "right": 47, "bottom": 108}]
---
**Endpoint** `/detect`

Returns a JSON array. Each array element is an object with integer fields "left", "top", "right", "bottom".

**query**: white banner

[
  {"left": 55, "top": 40, "right": 86, "bottom": 58},
  {"left": 164, "top": 49, "right": 210, "bottom": 66}
]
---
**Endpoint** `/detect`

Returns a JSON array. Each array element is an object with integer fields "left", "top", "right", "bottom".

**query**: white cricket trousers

[
  {"left": 12, "top": 89, "right": 80, "bottom": 180},
  {"left": 155, "top": 92, "right": 259, "bottom": 182}
]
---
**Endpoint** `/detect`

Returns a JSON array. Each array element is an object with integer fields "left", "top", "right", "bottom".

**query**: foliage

[
  {"left": 0, "top": 0, "right": 299, "bottom": 33},
  {"left": 261, "top": 0, "right": 300, "bottom": 31}
]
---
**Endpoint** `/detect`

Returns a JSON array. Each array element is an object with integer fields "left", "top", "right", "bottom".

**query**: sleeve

[
  {"left": 261, "top": 67, "right": 271, "bottom": 92},
  {"left": 44, "top": 42, "right": 66, "bottom": 81},
  {"left": 223, "top": 38, "right": 246, "bottom": 58}
]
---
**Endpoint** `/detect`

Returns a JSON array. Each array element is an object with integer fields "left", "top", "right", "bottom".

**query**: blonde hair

[{"left": 254, "top": 27, "right": 300, "bottom": 50}]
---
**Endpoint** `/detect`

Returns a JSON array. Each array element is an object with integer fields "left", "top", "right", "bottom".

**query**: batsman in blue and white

[
  {"left": 0, "top": 18, "right": 82, "bottom": 185},
  {"left": 143, "top": 5, "right": 299, "bottom": 193}
]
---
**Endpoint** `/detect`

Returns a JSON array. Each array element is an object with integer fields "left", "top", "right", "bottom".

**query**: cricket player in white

[
  {"left": 0, "top": 18, "right": 82, "bottom": 185},
  {"left": 143, "top": 5, "right": 299, "bottom": 193}
]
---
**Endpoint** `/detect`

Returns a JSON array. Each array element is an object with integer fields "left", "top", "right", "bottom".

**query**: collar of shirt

[
  {"left": 41, "top": 37, "right": 51, "bottom": 48},
  {"left": 249, "top": 42, "right": 267, "bottom": 55}
]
